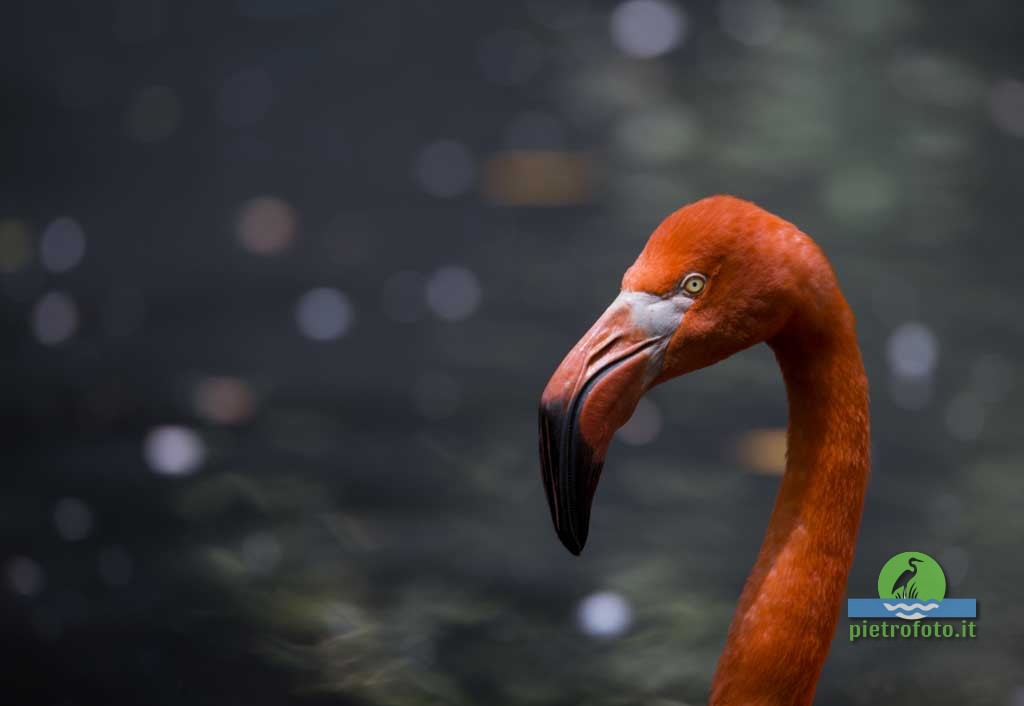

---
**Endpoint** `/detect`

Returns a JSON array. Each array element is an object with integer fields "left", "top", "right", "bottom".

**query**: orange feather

[{"left": 539, "top": 195, "right": 870, "bottom": 705}]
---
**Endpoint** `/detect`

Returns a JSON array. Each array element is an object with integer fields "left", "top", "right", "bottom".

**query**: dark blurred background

[{"left": 2, "top": 1, "right": 1023, "bottom": 704}]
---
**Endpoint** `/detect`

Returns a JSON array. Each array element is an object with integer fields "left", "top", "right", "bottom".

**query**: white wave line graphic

[
  {"left": 882, "top": 602, "right": 940, "bottom": 612},
  {"left": 894, "top": 612, "right": 927, "bottom": 619}
]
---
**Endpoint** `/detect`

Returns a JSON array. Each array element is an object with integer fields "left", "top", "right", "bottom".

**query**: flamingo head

[{"left": 539, "top": 195, "right": 841, "bottom": 555}]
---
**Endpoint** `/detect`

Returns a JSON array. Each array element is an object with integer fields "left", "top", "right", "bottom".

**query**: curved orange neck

[{"left": 709, "top": 300, "right": 870, "bottom": 706}]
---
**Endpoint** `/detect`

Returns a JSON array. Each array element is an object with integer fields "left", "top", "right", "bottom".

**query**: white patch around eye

[{"left": 616, "top": 290, "right": 692, "bottom": 338}]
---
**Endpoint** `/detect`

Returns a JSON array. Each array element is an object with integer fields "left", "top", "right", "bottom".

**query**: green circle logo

[{"left": 877, "top": 551, "right": 946, "bottom": 601}]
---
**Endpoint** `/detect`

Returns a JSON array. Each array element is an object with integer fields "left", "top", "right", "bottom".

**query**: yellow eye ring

[{"left": 682, "top": 273, "right": 706, "bottom": 295}]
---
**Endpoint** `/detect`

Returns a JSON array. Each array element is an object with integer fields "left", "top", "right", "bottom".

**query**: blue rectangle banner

[{"left": 847, "top": 598, "right": 976, "bottom": 619}]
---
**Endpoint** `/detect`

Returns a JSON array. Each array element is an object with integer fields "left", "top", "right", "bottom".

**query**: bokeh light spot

[
  {"left": 6, "top": 556, "right": 44, "bottom": 597},
  {"left": 53, "top": 497, "right": 94, "bottom": 542},
  {"left": 296, "top": 287, "right": 354, "bottom": 341},
  {"left": 39, "top": 217, "right": 86, "bottom": 273},
  {"left": 125, "top": 85, "right": 182, "bottom": 143},
  {"left": 425, "top": 266, "right": 482, "bottom": 321},
  {"left": 887, "top": 322, "right": 938, "bottom": 379},
  {"left": 577, "top": 591, "right": 633, "bottom": 638},
  {"left": 236, "top": 196, "right": 298, "bottom": 255},
  {"left": 483, "top": 151, "right": 592, "bottom": 206},
  {"left": 734, "top": 428, "right": 788, "bottom": 475},
  {"left": 414, "top": 140, "right": 476, "bottom": 198},
  {"left": 0, "top": 219, "right": 32, "bottom": 273},
  {"left": 887, "top": 322, "right": 938, "bottom": 410},
  {"left": 609, "top": 0, "right": 687, "bottom": 59},
  {"left": 144, "top": 425, "right": 206, "bottom": 476},
  {"left": 193, "top": 376, "right": 256, "bottom": 425},
  {"left": 618, "top": 397, "right": 662, "bottom": 445},
  {"left": 32, "top": 291, "right": 79, "bottom": 346},
  {"left": 989, "top": 79, "right": 1024, "bottom": 138}
]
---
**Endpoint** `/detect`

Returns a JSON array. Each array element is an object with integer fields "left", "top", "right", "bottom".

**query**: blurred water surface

[{"left": 2, "top": 1, "right": 1023, "bottom": 704}]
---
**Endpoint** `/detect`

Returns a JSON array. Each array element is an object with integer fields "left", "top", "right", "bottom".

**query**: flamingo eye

[{"left": 681, "top": 273, "right": 706, "bottom": 295}]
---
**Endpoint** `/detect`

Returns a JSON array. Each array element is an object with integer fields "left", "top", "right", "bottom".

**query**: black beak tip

[
  {"left": 552, "top": 499, "right": 599, "bottom": 555},
  {"left": 562, "top": 537, "right": 585, "bottom": 556},
  {"left": 556, "top": 524, "right": 587, "bottom": 556},
  {"left": 538, "top": 402, "right": 596, "bottom": 557}
]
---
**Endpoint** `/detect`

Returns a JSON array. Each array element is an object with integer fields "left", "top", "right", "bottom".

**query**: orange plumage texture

[{"left": 539, "top": 195, "right": 870, "bottom": 705}]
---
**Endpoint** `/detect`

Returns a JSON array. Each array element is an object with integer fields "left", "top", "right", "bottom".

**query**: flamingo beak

[{"left": 538, "top": 291, "right": 690, "bottom": 555}]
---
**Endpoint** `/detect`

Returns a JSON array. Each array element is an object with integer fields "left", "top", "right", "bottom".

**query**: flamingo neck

[{"left": 709, "top": 305, "right": 870, "bottom": 706}]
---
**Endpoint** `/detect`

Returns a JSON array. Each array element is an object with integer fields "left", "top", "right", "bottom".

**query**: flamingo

[{"left": 538, "top": 195, "right": 870, "bottom": 706}]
